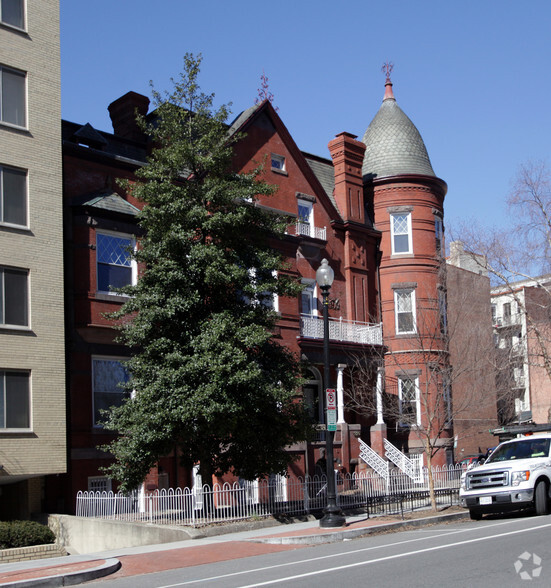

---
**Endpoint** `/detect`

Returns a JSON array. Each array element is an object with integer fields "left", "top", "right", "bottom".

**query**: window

[
  {"left": 297, "top": 199, "right": 313, "bottom": 236},
  {"left": 390, "top": 212, "right": 412, "bottom": 254},
  {"left": 96, "top": 231, "right": 135, "bottom": 293},
  {"left": 92, "top": 358, "right": 130, "bottom": 426},
  {"left": 0, "top": 0, "right": 24, "bottom": 29},
  {"left": 435, "top": 217, "right": 443, "bottom": 256},
  {"left": 88, "top": 476, "right": 112, "bottom": 493},
  {"left": 271, "top": 154, "right": 286, "bottom": 172},
  {"left": 399, "top": 376, "right": 420, "bottom": 426},
  {"left": 0, "top": 370, "right": 30, "bottom": 429},
  {"left": 0, "top": 66, "right": 26, "bottom": 127},
  {"left": 0, "top": 165, "right": 26, "bottom": 226},
  {"left": 394, "top": 288, "right": 416, "bottom": 334},
  {"left": 438, "top": 289, "right": 447, "bottom": 335},
  {"left": 301, "top": 280, "right": 316, "bottom": 316},
  {"left": 0, "top": 266, "right": 28, "bottom": 327}
]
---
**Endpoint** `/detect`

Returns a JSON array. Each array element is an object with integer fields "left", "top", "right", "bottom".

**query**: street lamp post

[{"left": 316, "top": 258, "right": 346, "bottom": 528}]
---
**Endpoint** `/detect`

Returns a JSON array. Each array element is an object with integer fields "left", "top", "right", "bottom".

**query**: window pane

[
  {"left": 93, "top": 359, "right": 129, "bottom": 425},
  {"left": 98, "top": 263, "right": 132, "bottom": 291},
  {"left": 398, "top": 312, "right": 414, "bottom": 332},
  {"left": 2, "top": 167, "right": 26, "bottom": 225},
  {"left": 1, "top": 0, "right": 23, "bottom": 28},
  {"left": 3, "top": 268, "right": 27, "bottom": 325},
  {"left": 298, "top": 203, "right": 311, "bottom": 224},
  {"left": 394, "top": 234, "right": 409, "bottom": 253},
  {"left": 2, "top": 68, "right": 26, "bottom": 126},
  {"left": 5, "top": 371, "right": 29, "bottom": 428}
]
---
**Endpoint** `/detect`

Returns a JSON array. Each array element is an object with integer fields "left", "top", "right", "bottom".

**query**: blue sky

[{"left": 60, "top": 1, "right": 551, "bottom": 231}]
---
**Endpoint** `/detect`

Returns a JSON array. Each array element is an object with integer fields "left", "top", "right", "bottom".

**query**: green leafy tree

[{"left": 101, "top": 54, "right": 310, "bottom": 492}]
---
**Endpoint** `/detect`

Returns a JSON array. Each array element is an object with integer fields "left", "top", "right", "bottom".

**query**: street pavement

[{"left": 0, "top": 509, "right": 469, "bottom": 587}]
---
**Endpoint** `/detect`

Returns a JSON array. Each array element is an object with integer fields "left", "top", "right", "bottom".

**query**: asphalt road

[{"left": 92, "top": 513, "right": 551, "bottom": 587}]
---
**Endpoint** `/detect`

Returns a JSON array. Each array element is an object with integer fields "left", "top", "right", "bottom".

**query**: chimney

[
  {"left": 108, "top": 91, "right": 150, "bottom": 142},
  {"left": 328, "top": 132, "right": 366, "bottom": 223}
]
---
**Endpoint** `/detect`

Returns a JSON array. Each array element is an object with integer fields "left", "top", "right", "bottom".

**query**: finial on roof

[{"left": 381, "top": 61, "right": 395, "bottom": 101}]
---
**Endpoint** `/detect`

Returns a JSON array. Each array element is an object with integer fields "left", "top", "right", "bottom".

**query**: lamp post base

[{"left": 319, "top": 505, "right": 346, "bottom": 528}]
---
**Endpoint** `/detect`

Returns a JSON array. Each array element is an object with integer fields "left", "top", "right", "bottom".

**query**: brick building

[
  {"left": 47, "top": 72, "right": 461, "bottom": 510},
  {"left": 0, "top": 0, "right": 66, "bottom": 518}
]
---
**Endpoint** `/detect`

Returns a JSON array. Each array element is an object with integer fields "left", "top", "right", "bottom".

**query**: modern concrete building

[{"left": 0, "top": 0, "right": 65, "bottom": 518}]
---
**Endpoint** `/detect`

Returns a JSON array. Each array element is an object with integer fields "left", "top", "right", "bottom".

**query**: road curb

[
  {"left": 251, "top": 511, "right": 471, "bottom": 545},
  {"left": 1, "top": 558, "right": 121, "bottom": 588}
]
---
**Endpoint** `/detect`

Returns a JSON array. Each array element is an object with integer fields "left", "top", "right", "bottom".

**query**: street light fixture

[{"left": 316, "top": 258, "right": 346, "bottom": 528}]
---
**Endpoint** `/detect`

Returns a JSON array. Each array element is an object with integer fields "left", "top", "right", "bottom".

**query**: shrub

[{"left": 0, "top": 521, "right": 55, "bottom": 549}]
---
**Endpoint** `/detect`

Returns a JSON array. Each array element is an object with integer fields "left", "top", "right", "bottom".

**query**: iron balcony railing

[
  {"left": 300, "top": 314, "right": 383, "bottom": 346},
  {"left": 295, "top": 222, "right": 326, "bottom": 241}
]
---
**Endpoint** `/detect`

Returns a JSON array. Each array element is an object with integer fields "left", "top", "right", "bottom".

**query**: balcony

[
  {"left": 300, "top": 314, "right": 383, "bottom": 345},
  {"left": 494, "top": 313, "right": 522, "bottom": 328},
  {"left": 294, "top": 222, "right": 326, "bottom": 241}
]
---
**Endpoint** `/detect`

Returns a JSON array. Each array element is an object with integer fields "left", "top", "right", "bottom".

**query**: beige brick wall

[{"left": 0, "top": 1, "right": 66, "bottom": 476}]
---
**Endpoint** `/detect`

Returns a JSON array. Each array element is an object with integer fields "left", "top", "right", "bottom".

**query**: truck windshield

[{"left": 486, "top": 438, "right": 551, "bottom": 463}]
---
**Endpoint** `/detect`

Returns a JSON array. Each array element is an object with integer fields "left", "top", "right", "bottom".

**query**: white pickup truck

[{"left": 460, "top": 433, "right": 551, "bottom": 520}]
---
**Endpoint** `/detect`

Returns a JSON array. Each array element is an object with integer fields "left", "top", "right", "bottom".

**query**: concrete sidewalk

[{"left": 0, "top": 509, "right": 469, "bottom": 587}]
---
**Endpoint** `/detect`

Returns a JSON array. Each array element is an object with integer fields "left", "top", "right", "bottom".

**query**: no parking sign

[{"left": 326, "top": 388, "right": 337, "bottom": 431}]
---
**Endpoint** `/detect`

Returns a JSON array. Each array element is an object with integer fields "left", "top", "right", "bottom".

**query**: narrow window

[
  {"left": 92, "top": 358, "right": 130, "bottom": 427},
  {"left": 390, "top": 213, "right": 412, "bottom": 254},
  {"left": 0, "top": 0, "right": 24, "bottom": 29},
  {"left": 438, "top": 289, "right": 448, "bottom": 335},
  {"left": 0, "top": 266, "right": 28, "bottom": 326},
  {"left": 0, "top": 165, "right": 27, "bottom": 226},
  {"left": 96, "top": 232, "right": 135, "bottom": 293},
  {"left": 435, "top": 217, "right": 444, "bottom": 256},
  {"left": 0, "top": 370, "right": 30, "bottom": 429},
  {"left": 394, "top": 288, "right": 416, "bottom": 334},
  {"left": 0, "top": 66, "right": 26, "bottom": 127},
  {"left": 399, "top": 376, "right": 419, "bottom": 426},
  {"left": 297, "top": 199, "right": 313, "bottom": 237},
  {"left": 301, "top": 280, "right": 316, "bottom": 316}
]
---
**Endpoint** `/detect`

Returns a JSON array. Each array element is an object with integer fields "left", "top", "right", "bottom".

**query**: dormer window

[{"left": 271, "top": 154, "right": 286, "bottom": 173}]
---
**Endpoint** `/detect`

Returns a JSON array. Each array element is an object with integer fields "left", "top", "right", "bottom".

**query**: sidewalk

[{"left": 0, "top": 509, "right": 469, "bottom": 587}]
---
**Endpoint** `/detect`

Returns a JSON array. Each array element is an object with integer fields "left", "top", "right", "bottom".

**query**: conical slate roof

[{"left": 362, "top": 82, "right": 435, "bottom": 180}]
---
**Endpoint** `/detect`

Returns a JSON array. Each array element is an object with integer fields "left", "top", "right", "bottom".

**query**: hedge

[{"left": 0, "top": 521, "right": 55, "bottom": 549}]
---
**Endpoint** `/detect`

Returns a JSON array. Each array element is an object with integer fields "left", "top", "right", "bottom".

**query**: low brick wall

[{"left": 0, "top": 543, "right": 67, "bottom": 564}]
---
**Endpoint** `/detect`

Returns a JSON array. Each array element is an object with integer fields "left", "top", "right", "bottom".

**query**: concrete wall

[{"left": 49, "top": 515, "right": 194, "bottom": 554}]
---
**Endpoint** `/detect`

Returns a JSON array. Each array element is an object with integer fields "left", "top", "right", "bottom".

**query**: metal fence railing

[{"left": 76, "top": 465, "right": 463, "bottom": 528}]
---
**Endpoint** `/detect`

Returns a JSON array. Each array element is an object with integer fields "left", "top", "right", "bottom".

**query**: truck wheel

[
  {"left": 469, "top": 509, "right": 483, "bottom": 520},
  {"left": 535, "top": 481, "right": 549, "bottom": 516}
]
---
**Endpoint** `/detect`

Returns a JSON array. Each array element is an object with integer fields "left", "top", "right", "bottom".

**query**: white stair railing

[
  {"left": 384, "top": 438, "right": 423, "bottom": 482},
  {"left": 359, "top": 438, "right": 389, "bottom": 481}
]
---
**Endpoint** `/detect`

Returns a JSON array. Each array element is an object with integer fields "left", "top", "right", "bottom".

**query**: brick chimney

[
  {"left": 328, "top": 132, "right": 366, "bottom": 223},
  {"left": 108, "top": 91, "right": 150, "bottom": 142}
]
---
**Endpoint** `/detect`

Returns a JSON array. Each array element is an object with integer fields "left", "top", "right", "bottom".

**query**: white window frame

[
  {"left": 91, "top": 356, "right": 130, "bottom": 428},
  {"left": 0, "top": 369, "right": 31, "bottom": 431},
  {"left": 390, "top": 212, "right": 412, "bottom": 255},
  {"left": 301, "top": 279, "right": 317, "bottom": 317},
  {"left": 0, "top": 164, "right": 27, "bottom": 228},
  {"left": 297, "top": 199, "right": 314, "bottom": 234},
  {"left": 0, "top": 0, "right": 25, "bottom": 30},
  {"left": 96, "top": 230, "right": 136, "bottom": 295},
  {"left": 271, "top": 153, "right": 286, "bottom": 173},
  {"left": 394, "top": 288, "right": 416, "bottom": 335},
  {"left": 398, "top": 375, "right": 420, "bottom": 427},
  {"left": 0, "top": 65, "right": 27, "bottom": 128},
  {"left": 0, "top": 265, "right": 28, "bottom": 329}
]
